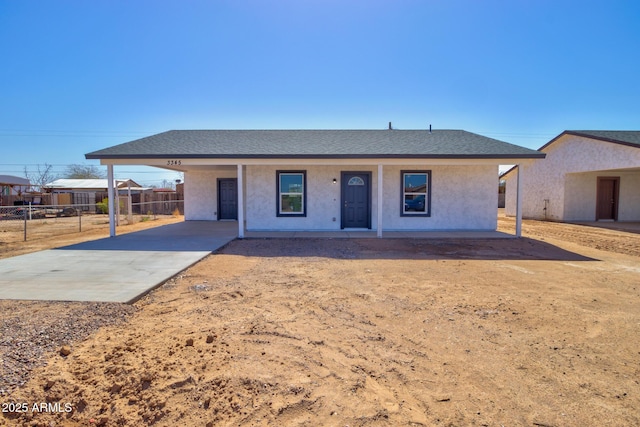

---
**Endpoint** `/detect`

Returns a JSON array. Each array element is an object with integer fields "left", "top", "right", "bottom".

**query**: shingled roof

[
  {"left": 540, "top": 130, "right": 640, "bottom": 151},
  {"left": 86, "top": 129, "right": 544, "bottom": 160}
]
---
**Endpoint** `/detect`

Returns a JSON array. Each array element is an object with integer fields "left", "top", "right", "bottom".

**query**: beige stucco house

[
  {"left": 85, "top": 129, "right": 543, "bottom": 237},
  {"left": 503, "top": 131, "right": 640, "bottom": 222}
]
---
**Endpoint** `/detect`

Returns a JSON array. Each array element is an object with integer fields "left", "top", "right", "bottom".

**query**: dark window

[
  {"left": 401, "top": 170, "right": 431, "bottom": 216},
  {"left": 277, "top": 171, "right": 306, "bottom": 217}
]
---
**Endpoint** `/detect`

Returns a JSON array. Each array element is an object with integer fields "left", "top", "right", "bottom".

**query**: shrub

[{"left": 96, "top": 199, "right": 109, "bottom": 214}]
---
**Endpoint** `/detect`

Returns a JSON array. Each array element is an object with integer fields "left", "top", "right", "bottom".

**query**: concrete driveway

[{"left": 0, "top": 221, "right": 237, "bottom": 303}]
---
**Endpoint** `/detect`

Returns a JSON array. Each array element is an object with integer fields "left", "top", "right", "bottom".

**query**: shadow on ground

[
  {"left": 223, "top": 237, "right": 597, "bottom": 261},
  {"left": 569, "top": 221, "right": 640, "bottom": 235}
]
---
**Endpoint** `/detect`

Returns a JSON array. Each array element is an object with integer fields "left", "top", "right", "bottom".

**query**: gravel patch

[{"left": 0, "top": 301, "right": 135, "bottom": 396}]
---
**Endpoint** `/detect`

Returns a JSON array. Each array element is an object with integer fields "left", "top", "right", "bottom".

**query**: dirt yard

[{"left": 1, "top": 217, "right": 639, "bottom": 426}]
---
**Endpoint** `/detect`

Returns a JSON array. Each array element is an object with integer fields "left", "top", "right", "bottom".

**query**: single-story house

[
  {"left": 44, "top": 178, "right": 147, "bottom": 207},
  {"left": 85, "top": 129, "right": 544, "bottom": 237},
  {"left": 503, "top": 130, "right": 640, "bottom": 222}
]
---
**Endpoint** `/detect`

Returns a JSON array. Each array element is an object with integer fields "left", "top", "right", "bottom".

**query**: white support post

[
  {"left": 237, "top": 164, "right": 244, "bottom": 238},
  {"left": 516, "top": 164, "right": 523, "bottom": 237},
  {"left": 107, "top": 165, "right": 116, "bottom": 237},
  {"left": 377, "top": 164, "right": 383, "bottom": 238}
]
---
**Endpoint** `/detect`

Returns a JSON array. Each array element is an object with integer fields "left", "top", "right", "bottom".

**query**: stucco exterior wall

[
  {"left": 245, "top": 165, "right": 375, "bottom": 231},
  {"left": 184, "top": 164, "right": 499, "bottom": 230},
  {"left": 184, "top": 169, "right": 237, "bottom": 220},
  {"left": 505, "top": 135, "right": 640, "bottom": 221},
  {"left": 562, "top": 171, "right": 640, "bottom": 221},
  {"left": 563, "top": 173, "right": 596, "bottom": 221},
  {"left": 382, "top": 165, "right": 498, "bottom": 230},
  {"left": 245, "top": 164, "right": 498, "bottom": 231},
  {"left": 505, "top": 160, "right": 565, "bottom": 220},
  {"left": 619, "top": 172, "right": 640, "bottom": 220}
]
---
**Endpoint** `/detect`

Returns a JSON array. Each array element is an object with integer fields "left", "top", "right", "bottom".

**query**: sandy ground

[{"left": 1, "top": 216, "right": 639, "bottom": 426}]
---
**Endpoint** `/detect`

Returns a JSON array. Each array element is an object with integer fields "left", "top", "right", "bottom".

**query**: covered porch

[
  {"left": 244, "top": 229, "right": 512, "bottom": 239},
  {"left": 102, "top": 159, "right": 527, "bottom": 239},
  {"left": 87, "top": 130, "right": 543, "bottom": 240},
  {"left": 564, "top": 167, "right": 640, "bottom": 222}
]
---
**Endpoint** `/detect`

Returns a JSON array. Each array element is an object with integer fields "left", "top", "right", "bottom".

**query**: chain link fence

[{"left": 0, "top": 199, "right": 184, "bottom": 243}]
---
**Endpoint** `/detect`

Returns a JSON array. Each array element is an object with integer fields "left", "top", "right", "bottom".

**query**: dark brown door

[
  {"left": 596, "top": 177, "right": 619, "bottom": 221},
  {"left": 218, "top": 179, "right": 238, "bottom": 220},
  {"left": 341, "top": 172, "right": 371, "bottom": 229}
]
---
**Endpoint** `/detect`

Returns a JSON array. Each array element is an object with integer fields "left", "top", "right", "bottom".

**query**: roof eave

[
  {"left": 86, "top": 153, "right": 546, "bottom": 160},
  {"left": 539, "top": 131, "right": 640, "bottom": 151}
]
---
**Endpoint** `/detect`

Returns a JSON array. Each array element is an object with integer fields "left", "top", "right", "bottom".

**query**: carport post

[
  {"left": 237, "top": 164, "right": 244, "bottom": 238},
  {"left": 516, "top": 164, "right": 523, "bottom": 238},
  {"left": 107, "top": 165, "right": 116, "bottom": 237},
  {"left": 377, "top": 164, "right": 383, "bottom": 238}
]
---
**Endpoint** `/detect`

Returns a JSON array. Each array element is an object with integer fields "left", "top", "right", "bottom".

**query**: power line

[
  {"left": 0, "top": 129, "right": 156, "bottom": 135},
  {"left": 0, "top": 128, "right": 559, "bottom": 139},
  {"left": 0, "top": 164, "right": 177, "bottom": 172}
]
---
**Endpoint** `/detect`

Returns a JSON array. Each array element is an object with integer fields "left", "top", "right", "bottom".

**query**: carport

[{"left": 0, "top": 221, "right": 237, "bottom": 303}]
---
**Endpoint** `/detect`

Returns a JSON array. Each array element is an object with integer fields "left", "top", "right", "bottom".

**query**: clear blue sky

[{"left": 1, "top": 0, "right": 639, "bottom": 186}]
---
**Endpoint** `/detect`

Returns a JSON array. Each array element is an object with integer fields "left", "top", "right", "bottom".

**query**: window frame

[
  {"left": 276, "top": 170, "right": 307, "bottom": 217},
  {"left": 400, "top": 170, "right": 431, "bottom": 217}
]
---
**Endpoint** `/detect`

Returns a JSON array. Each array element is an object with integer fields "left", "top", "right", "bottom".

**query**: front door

[
  {"left": 596, "top": 177, "right": 619, "bottom": 221},
  {"left": 218, "top": 178, "right": 238, "bottom": 220},
  {"left": 341, "top": 172, "right": 371, "bottom": 229}
]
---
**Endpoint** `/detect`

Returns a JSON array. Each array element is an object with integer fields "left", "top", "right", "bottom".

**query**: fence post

[
  {"left": 116, "top": 196, "right": 120, "bottom": 226},
  {"left": 79, "top": 205, "right": 82, "bottom": 232},
  {"left": 127, "top": 182, "right": 133, "bottom": 224},
  {"left": 23, "top": 206, "right": 27, "bottom": 242}
]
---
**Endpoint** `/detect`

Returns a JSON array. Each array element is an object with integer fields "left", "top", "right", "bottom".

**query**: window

[
  {"left": 348, "top": 176, "right": 365, "bottom": 186},
  {"left": 401, "top": 170, "right": 431, "bottom": 216},
  {"left": 277, "top": 171, "right": 306, "bottom": 216}
]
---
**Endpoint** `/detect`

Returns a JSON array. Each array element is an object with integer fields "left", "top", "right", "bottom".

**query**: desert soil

[{"left": 1, "top": 216, "right": 639, "bottom": 426}]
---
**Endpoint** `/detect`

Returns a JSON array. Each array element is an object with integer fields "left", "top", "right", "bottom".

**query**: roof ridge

[
  {"left": 165, "top": 128, "right": 463, "bottom": 132},
  {"left": 86, "top": 129, "right": 544, "bottom": 160}
]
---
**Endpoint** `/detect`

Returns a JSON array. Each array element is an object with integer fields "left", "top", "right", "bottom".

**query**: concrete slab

[
  {"left": 0, "top": 220, "right": 512, "bottom": 303},
  {"left": 0, "top": 221, "right": 237, "bottom": 303},
  {"left": 244, "top": 230, "right": 512, "bottom": 239}
]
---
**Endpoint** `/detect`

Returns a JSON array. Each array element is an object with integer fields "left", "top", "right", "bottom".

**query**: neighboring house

[
  {"left": 44, "top": 179, "right": 147, "bottom": 207},
  {"left": 0, "top": 175, "right": 30, "bottom": 196},
  {"left": 85, "top": 129, "right": 544, "bottom": 237},
  {"left": 503, "top": 130, "right": 640, "bottom": 222},
  {"left": 0, "top": 175, "right": 31, "bottom": 205}
]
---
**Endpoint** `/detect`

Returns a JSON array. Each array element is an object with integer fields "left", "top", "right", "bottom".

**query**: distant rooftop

[
  {"left": 44, "top": 179, "right": 144, "bottom": 190},
  {"left": 0, "top": 175, "right": 30, "bottom": 186}
]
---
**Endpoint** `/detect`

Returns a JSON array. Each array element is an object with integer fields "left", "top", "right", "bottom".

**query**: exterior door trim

[
  {"left": 595, "top": 176, "right": 619, "bottom": 221},
  {"left": 217, "top": 178, "right": 238, "bottom": 220},
  {"left": 340, "top": 171, "right": 372, "bottom": 229}
]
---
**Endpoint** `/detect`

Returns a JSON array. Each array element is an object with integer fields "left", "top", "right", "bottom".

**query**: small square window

[
  {"left": 401, "top": 170, "right": 431, "bottom": 216},
  {"left": 277, "top": 171, "right": 306, "bottom": 216}
]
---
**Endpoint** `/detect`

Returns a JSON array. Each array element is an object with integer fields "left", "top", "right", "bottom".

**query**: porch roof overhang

[{"left": 92, "top": 156, "right": 542, "bottom": 173}]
